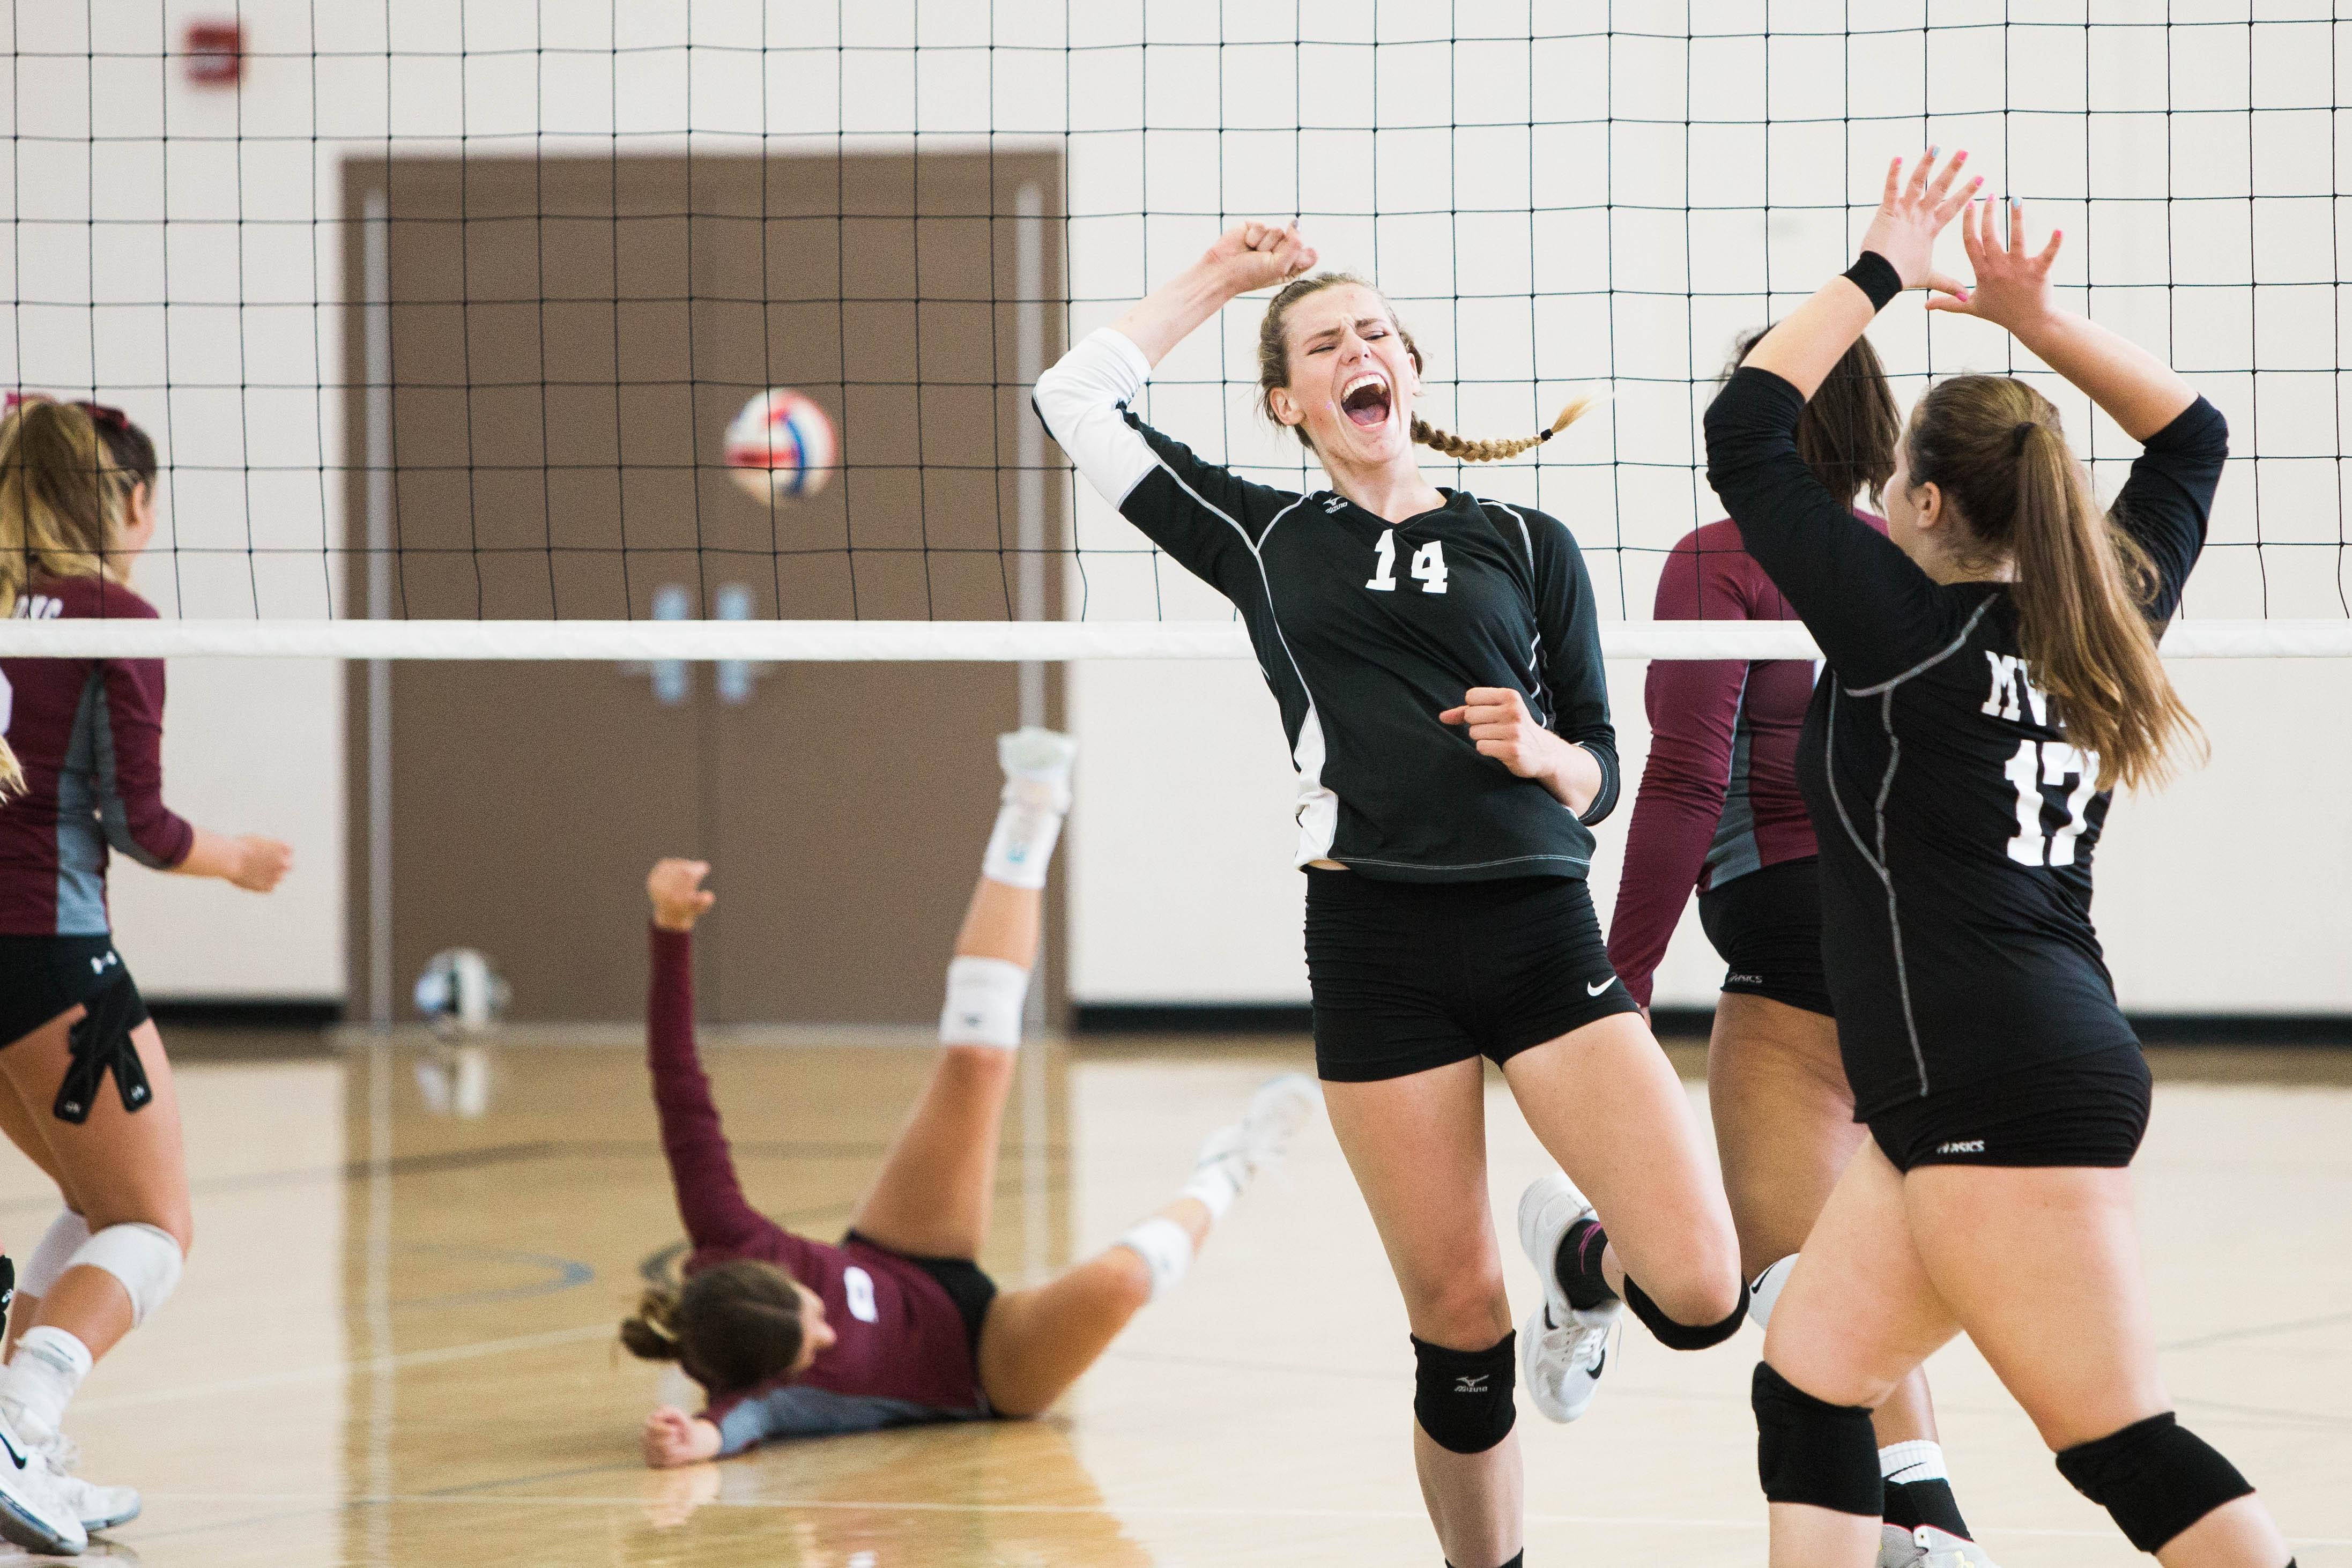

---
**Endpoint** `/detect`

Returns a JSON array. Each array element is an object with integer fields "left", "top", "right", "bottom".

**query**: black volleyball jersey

[
  {"left": 1704, "top": 366, "right": 2225, "bottom": 1116},
  {"left": 1034, "top": 328, "right": 1619, "bottom": 882}
]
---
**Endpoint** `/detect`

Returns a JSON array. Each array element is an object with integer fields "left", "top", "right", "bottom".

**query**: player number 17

[
  {"left": 2002, "top": 739, "right": 2098, "bottom": 867},
  {"left": 1364, "top": 530, "right": 1448, "bottom": 594}
]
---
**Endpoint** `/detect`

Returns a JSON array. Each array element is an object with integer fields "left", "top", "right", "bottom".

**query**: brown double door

[{"left": 343, "top": 152, "right": 1066, "bottom": 1024}]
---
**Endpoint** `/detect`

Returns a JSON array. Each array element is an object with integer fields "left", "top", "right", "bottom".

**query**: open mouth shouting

[{"left": 1341, "top": 371, "right": 1393, "bottom": 430}]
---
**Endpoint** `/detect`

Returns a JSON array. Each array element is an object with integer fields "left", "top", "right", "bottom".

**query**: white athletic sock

[
  {"left": 1115, "top": 1216, "right": 1196, "bottom": 1302},
  {"left": 1, "top": 1327, "right": 93, "bottom": 1445},
  {"left": 981, "top": 791, "right": 1066, "bottom": 890},
  {"left": 1880, "top": 1438, "right": 1949, "bottom": 1484},
  {"left": 1178, "top": 1125, "right": 1248, "bottom": 1220}
]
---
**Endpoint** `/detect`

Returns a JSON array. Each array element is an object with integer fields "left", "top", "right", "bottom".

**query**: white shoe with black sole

[
  {"left": 0, "top": 1410, "right": 86, "bottom": 1555},
  {"left": 1515, "top": 1172, "right": 1621, "bottom": 1423}
]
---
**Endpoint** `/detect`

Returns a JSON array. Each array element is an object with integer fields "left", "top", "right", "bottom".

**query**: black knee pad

[
  {"left": 1412, "top": 1332, "right": 1517, "bottom": 1455},
  {"left": 1752, "top": 1362, "right": 1882, "bottom": 1516},
  {"left": 1626, "top": 1274, "right": 1748, "bottom": 1350},
  {"left": 2055, "top": 1412, "right": 2254, "bottom": 1554}
]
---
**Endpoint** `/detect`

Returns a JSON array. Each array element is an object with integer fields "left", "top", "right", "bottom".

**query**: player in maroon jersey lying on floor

[{"left": 625, "top": 729, "right": 1317, "bottom": 1464}]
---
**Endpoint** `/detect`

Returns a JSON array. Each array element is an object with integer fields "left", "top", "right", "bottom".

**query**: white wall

[{"left": 3, "top": 3, "right": 2344, "bottom": 1010}]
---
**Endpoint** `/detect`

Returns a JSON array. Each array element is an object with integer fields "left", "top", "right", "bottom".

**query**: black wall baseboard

[
  {"left": 1076, "top": 1001, "right": 2350, "bottom": 1046},
  {"left": 145, "top": 998, "right": 345, "bottom": 1030}
]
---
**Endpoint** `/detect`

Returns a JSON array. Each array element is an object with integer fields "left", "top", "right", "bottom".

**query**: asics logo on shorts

[
  {"left": 1727, "top": 971, "right": 1763, "bottom": 985},
  {"left": 1935, "top": 1140, "right": 1985, "bottom": 1155},
  {"left": 1453, "top": 1373, "right": 1490, "bottom": 1394}
]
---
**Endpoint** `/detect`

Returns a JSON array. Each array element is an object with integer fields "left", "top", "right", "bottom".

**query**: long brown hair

[
  {"left": 1257, "top": 272, "right": 1597, "bottom": 461},
  {"left": 1902, "top": 375, "right": 2202, "bottom": 790},
  {"left": 1733, "top": 326, "right": 1901, "bottom": 505},
  {"left": 618, "top": 1258, "right": 806, "bottom": 1393},
  {"left": 0, "top": 398, "right": 149, "bottom": 798}
]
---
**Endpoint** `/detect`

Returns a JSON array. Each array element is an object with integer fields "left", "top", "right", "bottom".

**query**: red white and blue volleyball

[{"left": 724, "top": 388, "right": 836, "bottom": 501}]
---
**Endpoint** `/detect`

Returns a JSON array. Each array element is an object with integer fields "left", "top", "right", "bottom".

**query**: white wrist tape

[
  {"left": 70, "top": 1222, "right": 184, "bottom": 1328},
  {"left": 938, "top": 956, "right": 1030, "bottom": 1050},
  {"left": 1114, "top": 1217, "right": 1195, "bottom": 1302},
  {"left": 982, "top": 800, "right": 1065, "bottom": 890},
  {"left": 19, "top": 1211, "right": 91, "bottom": 1298}
]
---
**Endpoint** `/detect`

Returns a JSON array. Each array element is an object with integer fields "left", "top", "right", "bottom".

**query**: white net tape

[{"left": 0, "top": 619, "right": 2339, "bottom": 662}]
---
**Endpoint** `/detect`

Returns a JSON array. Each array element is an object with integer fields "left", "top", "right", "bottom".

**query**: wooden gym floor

[{"left": 10, "top": 1031, "right": 2348, "bottom": 1566}]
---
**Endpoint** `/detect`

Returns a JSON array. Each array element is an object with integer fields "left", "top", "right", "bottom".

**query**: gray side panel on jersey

[
  {"left": 715, "top": 1387, "right": 960, "bottom": 1455},
  {"left": 53, "top": 670, "right": 112, "bottom": 935},
  {"left": 1704, "top": 668, "right": 1762, "bottom": 885}
]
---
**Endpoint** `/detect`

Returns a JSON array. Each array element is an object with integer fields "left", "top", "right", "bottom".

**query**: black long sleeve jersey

[
  {"left": 1705, "top": 365, "right": 2224, "bottom": 1117},
  {"left": 1035, "top": 328, "right": 1620, "bottom": 882}
]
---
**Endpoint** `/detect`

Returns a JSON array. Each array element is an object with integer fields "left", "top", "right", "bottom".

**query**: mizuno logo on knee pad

[{"left": 1452, "top": 1374, "right": 1489, "bottom": 1393}]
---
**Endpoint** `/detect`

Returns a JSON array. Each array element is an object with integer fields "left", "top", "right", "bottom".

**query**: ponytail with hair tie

[
  {"left": 2012, "top": 420, "right": 2040, "bottom": 456},
  {"left": 1411, "top": 390, "right": 1607, "bottom": 465}
]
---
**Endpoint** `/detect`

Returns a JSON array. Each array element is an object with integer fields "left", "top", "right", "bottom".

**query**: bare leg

[
  {"left": 1501, "top": 1013, "right": 1743, "bottom": 1325},
  {"left": 0, "top": 1066, "right": 79, "bottom": 1357},
  {"left": 977, "top": 1197, "right": 1208, "bottom": 1417},
  {"left": 1906, "top": 1167, "right": 2291, "bottom": 1568},
  {"left": 0, "top": 1015, "right": 191, "bottom": 1364},
  {"left": 1709, "top": 993, "right": 1937, "bottom": 1443},
  {"left": 1324, "top": 1060, "right": 1521, "bottom": 1568},
  {"left": 847, "top": 868, "right": 1044, "bottom": 1259},
  {"left": 1761, "top": 1141, "right": 1962, "bottom": 1568}
]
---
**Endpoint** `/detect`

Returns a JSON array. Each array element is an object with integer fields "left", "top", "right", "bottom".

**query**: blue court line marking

[{"left": 391, "top": 1243, "right": 593, "bottom": 1311}]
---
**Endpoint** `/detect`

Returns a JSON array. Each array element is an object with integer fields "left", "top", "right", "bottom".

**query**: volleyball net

[{"left": 3, "top": 4, "right": 2348, "bottom": 660}]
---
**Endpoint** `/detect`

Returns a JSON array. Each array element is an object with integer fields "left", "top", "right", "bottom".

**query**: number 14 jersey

[
  {"left": 1705, "top": 367, "right": 2227, "bottom": 1117},
  {"left": 1035, "top": 328, "right": 1620, "bottom": 883}
]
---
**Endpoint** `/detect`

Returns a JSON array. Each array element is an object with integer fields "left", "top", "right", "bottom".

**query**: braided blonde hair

[{"left": 1258, "top": 271, "right": 1600, "bottom": 462}]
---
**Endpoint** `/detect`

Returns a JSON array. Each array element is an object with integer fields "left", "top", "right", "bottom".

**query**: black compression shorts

[
  {"left": 1697, "top": 858, "right": 1832, "bottom": 1019},
  {"left": 1866, "top": 1046, "right": 2152, "bottom": 1172},
  {"left": 841, "top": 1229, "right": 999, "bottom": 1362},
  {"left": 1306, "top": 869, "right": 1639, "bottom": 1083}
]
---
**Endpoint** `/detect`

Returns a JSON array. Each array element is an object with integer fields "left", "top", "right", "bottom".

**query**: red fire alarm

[{"left": 183, "top": 20, "right": 243, "bottom": 86}]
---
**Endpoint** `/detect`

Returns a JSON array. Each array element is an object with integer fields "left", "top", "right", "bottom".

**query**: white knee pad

[
  {"left": 938, "top": 956, "right": 1029, "bottom": 1050},
  {"left": 19, "top": 1211, "right": 92, "bottom": 1299},
  {"left": 1748, "top": 1254, "right": 1797, "bottom": 1334},
  {"left": 69, "top": 1222, "right": 183, "bottom": 1328},
  {"left": 1114, "top": 1217, "right": 1194, "bottom": 1302}
]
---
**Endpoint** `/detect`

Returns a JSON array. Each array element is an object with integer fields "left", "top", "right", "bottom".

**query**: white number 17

[{"left": 2002, "top": 740, "right": 2097, "bottom": 867}]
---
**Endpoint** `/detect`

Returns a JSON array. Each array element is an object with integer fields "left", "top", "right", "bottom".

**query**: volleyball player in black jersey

[
  {"left": 1036, "top": 224, "right": 1743, "bottom": 1568},
  {"left": 1705, "top": 151, "right": 2293, "bottom": 1568}
]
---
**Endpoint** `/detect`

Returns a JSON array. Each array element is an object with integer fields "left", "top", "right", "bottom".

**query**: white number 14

[
  {"left": 2003, "top": 740, "right": 2098, "bottom": 867},
  {"left": 1364, "top": 531, "right": 1448, "bottom": 594}
]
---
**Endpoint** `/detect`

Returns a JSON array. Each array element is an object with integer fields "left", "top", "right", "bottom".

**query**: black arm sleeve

[
  {"left": 2105, "top": 396, "right": 2227, "bottom": 626},
  {"left": 1704, "top": 366, "right": 1960, "bottom": 686},
  {"left": 1524, "top": 507, "right": 1620, "bottom": 826}
]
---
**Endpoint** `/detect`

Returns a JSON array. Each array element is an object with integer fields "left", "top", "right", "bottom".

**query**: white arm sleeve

[{"left": 1032, "top": 327, "right": 1158, "bottom": 509}]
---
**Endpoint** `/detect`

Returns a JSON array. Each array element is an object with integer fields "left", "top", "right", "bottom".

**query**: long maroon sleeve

[
  {"left": 1606, "top": 527, "right": 1753, "bottom": 1008},
  {"left": 94, "top": 653, "right": 194, "bottom": 870},
  {"left": 648, "top": 925, "right": 776, "bottom": 1255}
]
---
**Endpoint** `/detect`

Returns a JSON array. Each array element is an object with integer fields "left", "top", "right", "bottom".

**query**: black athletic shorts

[
  {"left": 1866, "top": 1046, "right": 2153, "bottom": 1172},
  {"left": 0, "top": 934, "right": 154, "bottom": 1125},
  {"left": 1305, "top": 868, "right": 1639, "bottom": 1083},
  {"left": 841, "top": 1229, "right": 999, "bottom": 1360},
  {"left": 1696, "top": 858, "right": 1833, "bottom": 1019}
]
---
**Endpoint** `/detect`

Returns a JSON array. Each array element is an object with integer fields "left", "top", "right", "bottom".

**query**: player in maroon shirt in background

[
  {"left": 626, "top": 730, "right": 1319, "bottom": 1466},
  {"left": 1606, "top": 337, "right": 1999, "bottom": 1568},
  {"left": 0, "top": 396, "right": 292, "bottom": 1550}
]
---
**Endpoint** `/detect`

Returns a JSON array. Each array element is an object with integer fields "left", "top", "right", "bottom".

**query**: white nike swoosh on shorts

[{"left": 1585, "top": 978, "right": 1613, "bottom": 996}]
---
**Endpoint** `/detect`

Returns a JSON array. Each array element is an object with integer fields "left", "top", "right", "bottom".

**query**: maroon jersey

[
  {"left": 0, "top": 577, "right": 192, "bottom": 935},
  {"left": 1606, "top": 516, "right": 1883, "bottom": 1008},
  {"left": 645, "top": 926, "right": 988, "bottom": 1453}
]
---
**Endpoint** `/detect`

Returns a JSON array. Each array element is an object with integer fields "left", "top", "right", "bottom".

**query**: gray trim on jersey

[
  {"left": 53, "top": 670, "right": 112, "bottom": 934},
  {"left": 716, "top": 1385, "right": 964, "bottom": 1454},
  {"left": 1707, "top": 688, "right": 1764, "bottom": 885},
  {"left": 1823, "top": 599, "right": 1995, "bottom": 1098},
  {"left": 1335, "top": 849, "right": 1590, "bottom": 873}
]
